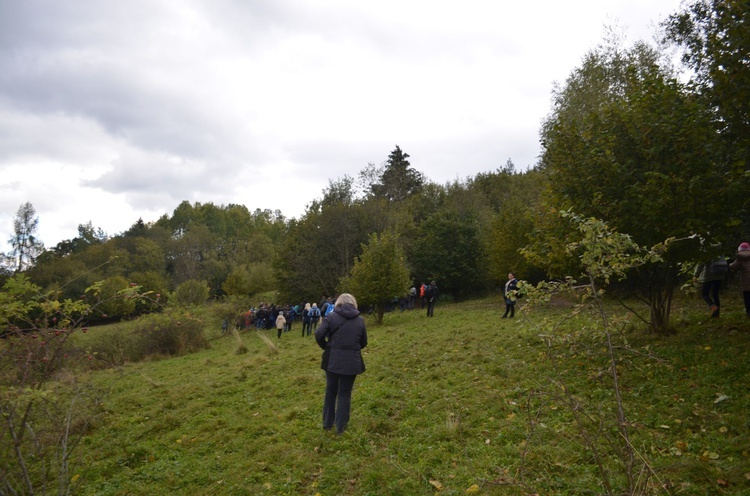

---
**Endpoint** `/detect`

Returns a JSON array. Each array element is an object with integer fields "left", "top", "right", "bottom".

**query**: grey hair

[{"left": 335, "top": 293, "right": 358, "bottom": 309}]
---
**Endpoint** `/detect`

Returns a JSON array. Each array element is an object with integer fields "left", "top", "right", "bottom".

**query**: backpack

[
  {"left": 324, "top": 303, "right": 335, "bottom": 317},
  {"left": 310, "top": 307, "right": 320, "bottom": 318},
  {"left": 707, "top": 258, "right": 728, "bottom": 276}
]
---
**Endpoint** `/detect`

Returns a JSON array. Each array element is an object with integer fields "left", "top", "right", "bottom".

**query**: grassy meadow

[{"left": 59, "top": 292, "right": 750, "bottom": 495}]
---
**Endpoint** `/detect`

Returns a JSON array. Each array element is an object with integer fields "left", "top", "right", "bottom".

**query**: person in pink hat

[{"left": 729, "top": 242, "right": 750, "bottom": 317}]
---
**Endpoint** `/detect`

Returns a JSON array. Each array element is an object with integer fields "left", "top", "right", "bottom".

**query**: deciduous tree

[
  {"left": 538, "top": 39, "right": 727, "bottom": 332},
  {"left": 340, "top": 231, "right": 411, "bottom": 324}
]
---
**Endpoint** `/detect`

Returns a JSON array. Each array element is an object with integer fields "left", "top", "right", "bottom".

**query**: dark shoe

[{"left": 711, "top": 306, "right": 720, "bottom": 318}]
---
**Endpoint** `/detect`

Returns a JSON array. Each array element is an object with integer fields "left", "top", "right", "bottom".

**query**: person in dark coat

[
  {"left": 314, "top": 293, "right": 367, "bottom": 434},
  {"left": 425, "top": 281, "right": 439, "bottom": 317},
  {"left": 502, "top": 272, "right": 519, "bottom": 318},
  {"left": 301, "top": 303, "right": 312, "bottom": 336},
  {"left": 694, "top": 257, "right": 727, "bottom": 317}
]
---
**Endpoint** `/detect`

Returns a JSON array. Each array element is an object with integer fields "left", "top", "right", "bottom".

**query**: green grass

[{"left": 60, "top": 294, "right": 750, "bottom": 494}]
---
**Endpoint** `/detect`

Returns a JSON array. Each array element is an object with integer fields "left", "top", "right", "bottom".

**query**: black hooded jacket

[{"left": 314, "top": 304, "right": 367, "bottom": 375}]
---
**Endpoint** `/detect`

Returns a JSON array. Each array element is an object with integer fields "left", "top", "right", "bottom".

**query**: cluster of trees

[
  {"left": 1, "top": 202, "right": 288, "bottom": 322},
  {"left": 1, "top": 0, "right": 747, "bottom": 333},
  {"left": 1, "top": 149, "right": 544, "bottom": 323}
]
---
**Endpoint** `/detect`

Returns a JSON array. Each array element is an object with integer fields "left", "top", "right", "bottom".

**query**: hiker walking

[
  {"left": 502, "top": 272, "right": 519, "bottom": 318},
  {"left": 275, "top": 311, "right": 286, "bottom": 339},
  {"left": 694, "top": 257, "right": 727, "bottom": 317}
]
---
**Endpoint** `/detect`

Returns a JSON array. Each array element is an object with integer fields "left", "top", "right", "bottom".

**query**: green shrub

[
  {"left": 93, "top": 275, "right": 137, "bottom": 320},
  {"left": 172, "top": 279, "right": 210, "bottom": 307},
  {"left": 128, "top": 309, "right": 208, "bottom": 361},
  {"left": 210, "top": 295, "right": 251, "bottom": 324}
]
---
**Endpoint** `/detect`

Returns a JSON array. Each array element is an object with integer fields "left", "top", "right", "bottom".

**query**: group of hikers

[
  {"left": 223, "top": 300, "right": 331, "bottom": 338},
  {"left": 223, "top": 281, "right": 444, "bottom": 337}
]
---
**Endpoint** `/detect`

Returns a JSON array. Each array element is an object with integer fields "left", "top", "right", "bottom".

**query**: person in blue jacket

[{"left": 314, "top": 293, "right": 367, "bottom": 435}]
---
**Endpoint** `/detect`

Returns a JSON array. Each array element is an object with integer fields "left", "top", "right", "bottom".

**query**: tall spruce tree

[{"left": 8, "top": 202, "right": 45, "bottom": 272}]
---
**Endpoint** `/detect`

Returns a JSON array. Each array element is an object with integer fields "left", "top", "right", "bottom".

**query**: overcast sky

[{"left": 0, "top": 0, "right": 682, "bottom": 253}]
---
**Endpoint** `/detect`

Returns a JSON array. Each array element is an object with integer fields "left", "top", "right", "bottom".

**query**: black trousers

[
  {"left": 323, "top": 371, "right": 356, "bottom": 434},
  {"left": 701, "top": 280, "right": 721, "bottom": 308},
  {"left": 427, "top": 299, "right": 436, "bottom": 317}
]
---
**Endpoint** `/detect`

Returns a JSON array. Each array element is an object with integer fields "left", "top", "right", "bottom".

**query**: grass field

[{"left": 54, "top": 292, "right": 750, "bottom": 495}]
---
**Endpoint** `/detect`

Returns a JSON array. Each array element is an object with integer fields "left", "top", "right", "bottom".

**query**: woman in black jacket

[
  {"left": 314, "top": 293, "right": 367, "bottom": 434},
  {"left": 502, "top": 272, "right": 519, "bottom": 318}
]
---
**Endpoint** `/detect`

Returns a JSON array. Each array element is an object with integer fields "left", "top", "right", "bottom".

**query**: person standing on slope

[{"left": 314, "top": 293, "right": 367, "bottom": 435}]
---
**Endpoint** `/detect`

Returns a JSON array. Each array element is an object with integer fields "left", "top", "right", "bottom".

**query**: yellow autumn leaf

[
  {"left": 70, "top": 474, "right": 80, "bottom": 483},
  {"left": 466, "top": 483, "right": 480, "bottom": 493},
  {"left": 429, "top": 479, "right": 444, "bottom": 491},
  {"left": 719, "top": 426, "right": 728, "bottom": 433}
]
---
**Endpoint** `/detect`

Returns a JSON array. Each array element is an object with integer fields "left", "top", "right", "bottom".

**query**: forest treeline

[
  {"left": 4, "top": 149, "right": 545, "bottom": 313},
  {"left": 2, "top": 0, "right": 748, "bottom": 333}
]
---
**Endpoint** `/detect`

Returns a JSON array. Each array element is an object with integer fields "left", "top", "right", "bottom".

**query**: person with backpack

[
  {"left": 730, "top": 242, "right": 750, "bottom": 318},
  {"left": 694, "top": 256, "right": 728, "bottom": 317},
  {"left": 284, "top": 306, "right": 294, "bottom": 333},
  {"left": 324, "top": 297, "right": 336, "bottom": 318},
  {"left": 320, "top": 298, "right": 331, "bottom": 316},
  {"left": 309, "top": 303, "right": 321, "bottom": 329},
  {"left": 408, "top": 286, "right": 417, "bottom": 309}
]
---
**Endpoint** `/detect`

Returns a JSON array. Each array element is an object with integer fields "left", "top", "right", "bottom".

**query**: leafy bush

[
  {"left": 127, "top": 309, "right": 208, "bottom": 361},
  {"left": 0, "top": 274, "right": 145, "bottom": 494},
  {"left": 172, "top": 279, "right": 210, "bottom": 307},
  {"left": 92, "top": 275, "right": 137, "bottom": 320}
]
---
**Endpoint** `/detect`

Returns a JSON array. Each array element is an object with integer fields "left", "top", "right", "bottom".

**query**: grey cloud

[{"left": 0, "top": 1, "right": 274, "bottom": 161}]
